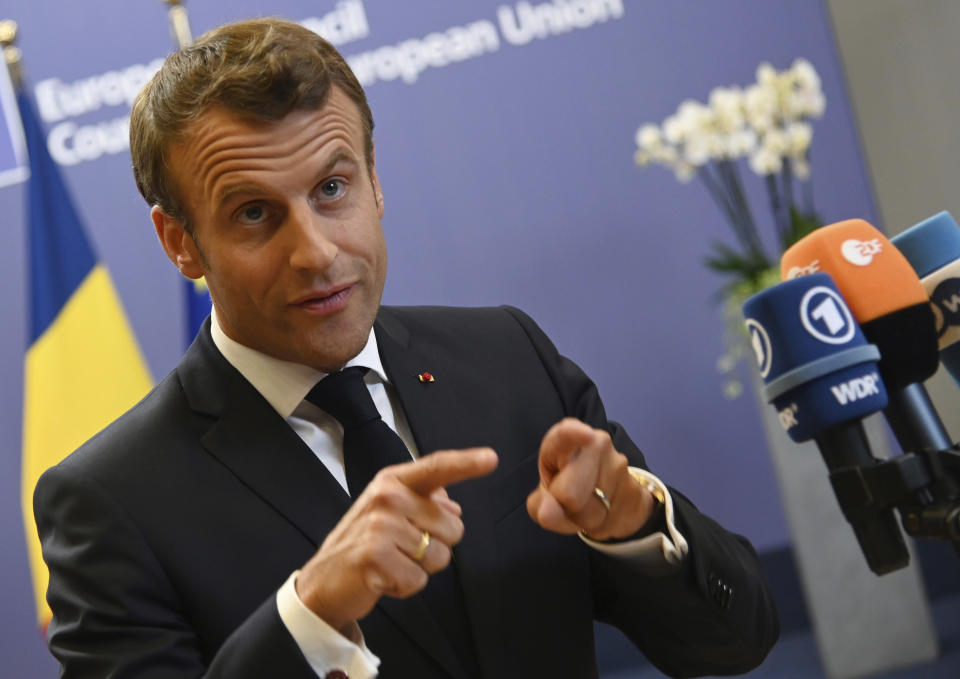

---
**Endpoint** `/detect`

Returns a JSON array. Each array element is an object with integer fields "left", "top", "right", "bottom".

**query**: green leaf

[
  {"left": 704, "top": 241, "right": 775, "bottom": 301},
  {"left": 704, "top": 241, "right": 769, "bottom": 275},
  {"left": 784, "top": 206, "right": 821, "bottom": 249}
]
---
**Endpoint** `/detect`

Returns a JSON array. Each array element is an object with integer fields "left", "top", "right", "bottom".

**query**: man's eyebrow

[
  {"left": 214, "top": 151, "right": 360, "bottom": 209},
  {"left": 320, "top": 150, "right": 358, "bottom": 174},
  {"left": 215, "top": 183, "right": 266, "bottom": 210}
]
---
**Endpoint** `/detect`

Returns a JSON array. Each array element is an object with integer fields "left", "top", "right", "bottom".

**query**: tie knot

[{"left": 305, "top": 366, "right": 380, "bottom": 429}]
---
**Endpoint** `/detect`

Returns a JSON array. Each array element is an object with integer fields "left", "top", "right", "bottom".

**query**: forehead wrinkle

[
  {"left": 190, "top": 117, "right": 359, "bottom": 215},
  {"left": 213, "top": 149, "right": 357, "bottom": 209},
  {"left": 172, "top": 90, "right": 365, "bottom": 220},
  {"left": 191, "top": 92, "right": 360, "bottom": 169}
]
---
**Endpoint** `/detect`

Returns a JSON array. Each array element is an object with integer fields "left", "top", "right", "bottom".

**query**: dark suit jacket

[{"left": 35, "top": 305, "right": 778, "bottom": 678}]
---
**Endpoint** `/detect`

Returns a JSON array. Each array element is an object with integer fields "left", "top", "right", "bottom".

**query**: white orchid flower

[
  {"left": 635, "top": 123, "right": 663, "bottom": 151},
  {"left": 728, "top": 128, "right": 758, "bottom": 157},
  {"left": 709, "top": 86, "right": 745, "bottom": 133},
  {"left": 663, "top": 113, "right": 686, "bottom": 143},
  {"left": 744, "top": 84, "right": 777, "bottom": 132},
  {"left": 762, "top": 129, "right": 789, "bottom": 155},
  {"left": 785, "top": 121, "right": 813, "bottom": 155},
  {"left": 684, "top": 133, "right": 713, "bottom": 166},
  {"left": 791, "top": 58, "right": 821, "bottom": 92},
  {"left": 756, "top": 62, "right": 778, "bottom": 87},
  {"left": 792, "top": 157, "right": 811, "bottom": 180},
  {"left": 750, "top": 146, "right": 782, "bottom": 175}
]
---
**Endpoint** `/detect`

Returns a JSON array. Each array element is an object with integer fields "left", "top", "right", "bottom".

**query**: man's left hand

[{"left": 526, "top": 418, "right": 655, "bottom": 541}]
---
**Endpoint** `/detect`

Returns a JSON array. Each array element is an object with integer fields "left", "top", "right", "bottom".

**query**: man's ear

[{"left": 151, "top": 205, "right": 205, "bottom": 279}]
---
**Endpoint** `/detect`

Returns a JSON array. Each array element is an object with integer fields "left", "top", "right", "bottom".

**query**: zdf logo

[
  {"left": 784, "top": 260, "right": 820, "bottom": 280},
  {"left": 841, "top": 238, "right": 882, "bottom": 266},
  {"left": 800, "top": 286, "right": 856, "bottom": 344}
]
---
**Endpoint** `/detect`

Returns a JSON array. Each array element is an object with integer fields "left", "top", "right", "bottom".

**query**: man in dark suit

[{"left": 35, "top": 17, "right": 778, "bottom": 679}]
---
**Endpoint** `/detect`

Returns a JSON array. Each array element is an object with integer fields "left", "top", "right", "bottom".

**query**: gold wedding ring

[
  {"left": 592, "top": 487, "right": 611, "bottom": 512},
  {"left": 413, "top": 530, "right": 431, "bottom": 561}
]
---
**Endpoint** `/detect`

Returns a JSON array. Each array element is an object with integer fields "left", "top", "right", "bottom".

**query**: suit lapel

[
  {"left": 178, "top": 324, "right": 350, "bottom": 548},
  {"left": 376, "top": 309, "right": 507, "bottom": 678}
]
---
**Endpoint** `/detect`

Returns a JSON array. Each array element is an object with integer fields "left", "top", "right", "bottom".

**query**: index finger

[
  {"left": 538, "top": 418, "right": 597, "bottom": 481},
  {"left": 395, "top": 447, "right": 499, "bottom": 495}
]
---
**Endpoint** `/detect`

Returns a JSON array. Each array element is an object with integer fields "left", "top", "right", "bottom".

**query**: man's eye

[
  {"left": 319, "top": 179, "right": 345, "bottom": 200},
  {"left": 237, "top": 205, "right": 267, "bottom": 225}
]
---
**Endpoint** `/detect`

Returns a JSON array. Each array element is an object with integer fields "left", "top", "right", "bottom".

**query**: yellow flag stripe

[{"left": 22, "top": 265, "right": 153, "bottom": 626}]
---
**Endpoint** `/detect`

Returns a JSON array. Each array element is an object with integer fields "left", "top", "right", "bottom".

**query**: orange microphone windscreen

[{"left": 781, "top": 219, "right": 928, "bottom": 323}]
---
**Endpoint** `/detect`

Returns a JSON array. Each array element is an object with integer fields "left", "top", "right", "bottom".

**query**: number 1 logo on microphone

[{"left": 800, "top": 286, "right": 856, "bottom": 344}]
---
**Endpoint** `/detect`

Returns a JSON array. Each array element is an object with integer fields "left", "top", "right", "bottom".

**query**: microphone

[
  {"left": 743, "top": 273, "right": 909, "bottom": 573},
  {"left": 781, "top": 219, "right": 951, "bottom": 453},
  {"left": 890, "top": 211, "right": 960, "bottom": 388}
]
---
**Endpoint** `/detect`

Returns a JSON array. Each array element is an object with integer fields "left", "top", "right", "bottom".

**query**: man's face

[{"left": 153, "top": 88, "right": 387, "bottom": 372}]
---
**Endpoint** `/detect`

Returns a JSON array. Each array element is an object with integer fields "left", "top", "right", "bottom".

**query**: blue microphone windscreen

[
  {"left": 742, "top": 273, "right": 887, "bottom": 441},
  {"left": 891, "top": 211, "right": 960, "bottom": 277},
  {"left": 770, "top": 365, "right": 883, "bottom": 442},
  {"left": 890, "top": 211, "right": 960, "bottom": 356}
]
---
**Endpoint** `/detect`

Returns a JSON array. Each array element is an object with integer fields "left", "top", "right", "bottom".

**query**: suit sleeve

[
  {"left": 35, "top": 464, "right": 319, "bottom": 679},
  {"left": 501, "top": 305, "right": 780, "bottom": 678}
]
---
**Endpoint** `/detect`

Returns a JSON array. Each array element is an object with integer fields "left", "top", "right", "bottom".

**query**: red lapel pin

[{"left": 417, "top": 372, "right": 435, "bottom": 383}]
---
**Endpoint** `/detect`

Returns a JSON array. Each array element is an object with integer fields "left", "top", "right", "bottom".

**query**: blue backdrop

[{"left": 0, "top": 1, "right": 878, "bottom": 674}]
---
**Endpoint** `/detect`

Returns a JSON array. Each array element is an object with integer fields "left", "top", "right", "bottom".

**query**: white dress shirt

[{"left": 209, "top": 309, "right": 687, "bottom": 678}]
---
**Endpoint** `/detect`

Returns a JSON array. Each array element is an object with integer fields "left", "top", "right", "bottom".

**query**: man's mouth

[{"left": 292, "top": 284, "right": 353, "bottom": 313}]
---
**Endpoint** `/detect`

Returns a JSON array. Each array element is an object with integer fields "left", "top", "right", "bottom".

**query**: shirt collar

[{"left": 210, "top": 307, "right": 388, "bottom": 419}]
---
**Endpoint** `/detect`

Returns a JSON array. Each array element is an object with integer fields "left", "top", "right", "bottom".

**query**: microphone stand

[{"left": 830, "top": 441, "right": 960, "bottom": 571}]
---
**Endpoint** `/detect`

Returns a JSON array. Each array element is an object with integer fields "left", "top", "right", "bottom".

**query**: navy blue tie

[
  {"left": 305, "top": 365, "right": 480, "bottom": 676},
  {"left": 305, "top": 366, "right": 411, "bottom": 498}
]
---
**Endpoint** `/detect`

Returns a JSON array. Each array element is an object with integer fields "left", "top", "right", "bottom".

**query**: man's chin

[{"left": 297, "top": 331, "right": 372, "bottom": 373}]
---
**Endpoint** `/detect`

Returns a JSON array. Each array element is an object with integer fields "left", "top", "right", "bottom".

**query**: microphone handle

[
  {"left": 883, "top": 383, "right": 952, "bottom": 453},
  {"left": 815, "top": 421, "right": 910, "bottom": 574}
]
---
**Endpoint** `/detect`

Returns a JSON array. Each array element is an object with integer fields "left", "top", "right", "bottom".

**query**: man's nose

[{"left": 286, "top": 203, "right": 338, "bottom": 270}]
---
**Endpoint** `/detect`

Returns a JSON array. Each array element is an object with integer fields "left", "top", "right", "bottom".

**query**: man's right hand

[{"left": 294, "top": 447, "right": 498, "bottom": 635}]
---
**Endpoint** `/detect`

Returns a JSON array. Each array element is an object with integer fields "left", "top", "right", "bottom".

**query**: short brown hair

[{"left": 130, "top": 17, "right": 374, "bottom": 228}]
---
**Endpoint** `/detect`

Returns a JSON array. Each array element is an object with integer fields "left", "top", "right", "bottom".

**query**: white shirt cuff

[
  {"left": 578, "top": 467, "right": 689, "bottom": 568},
  {"left": 276, "top": 571, "right": 380, "bottom": 678}
]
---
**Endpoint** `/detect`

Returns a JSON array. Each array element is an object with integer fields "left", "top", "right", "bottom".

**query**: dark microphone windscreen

[{"left": 892, "top": 211, "right": 960, "bottom": 382}]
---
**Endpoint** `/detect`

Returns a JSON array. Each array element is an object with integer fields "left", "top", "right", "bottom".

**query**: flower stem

[
  {"left": 766, "top": 173, "right": 788, "bottom": 247},
  {"left": 718, "top": 161, "right": 766, "bottom": 265},
  {"left": 781, "top": 157, "right": 795, "bottom": 214},
  {"left": 725, "top": 162, "right": 766, "bottom": 257},
  {"left": 699, "top": 165, "right": 747, "bottom": 244},
  {"left": 801, "top": 151, "right": 816, "bottom": 215}
]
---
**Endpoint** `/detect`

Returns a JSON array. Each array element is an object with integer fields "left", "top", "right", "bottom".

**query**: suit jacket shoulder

[{"left": 35, "top": 325, "right": 321, "bottom": 678}]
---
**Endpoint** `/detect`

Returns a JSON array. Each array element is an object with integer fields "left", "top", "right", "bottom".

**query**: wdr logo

[
  {"left": 830, "top": 373, "right": 881, "bottom": 405},
  {"left": 799, "top": 286, "right": 856, "bottom": 344}
]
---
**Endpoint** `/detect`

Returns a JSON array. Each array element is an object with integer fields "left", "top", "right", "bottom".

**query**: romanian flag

[{"left": 18, "top": 90, "right": 153, "bottom": 628}]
